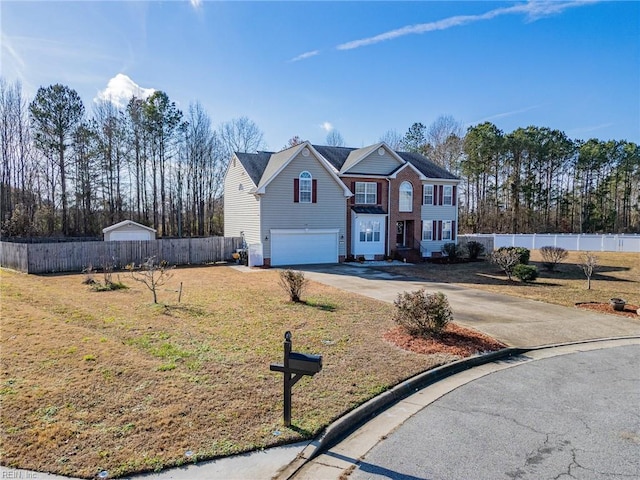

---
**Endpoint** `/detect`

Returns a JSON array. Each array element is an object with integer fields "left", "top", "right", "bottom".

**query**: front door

[{"left": 396, "top": 221, "right": 405, "bottom": 246}]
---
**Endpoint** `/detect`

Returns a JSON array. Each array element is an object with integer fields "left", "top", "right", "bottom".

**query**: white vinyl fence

[{"left": 459, "top": 234, "right": 640, "bottom": 253}]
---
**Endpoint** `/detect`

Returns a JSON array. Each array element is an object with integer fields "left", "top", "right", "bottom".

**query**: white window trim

[
  {"left": 355, "top": 181, "right": 377, "bottom": 204},
  {"left": 423, "top": 184, "right": 433, "bottom": 205},
  {"left": 443, "top": 220, "right": 452, "bottom": 240},
  {"left": 422, "top": 221, "right": 433, "bottom": 241},
  {"left": 299, "top": 171, "right": 312, "bottom": 203},
  {"left": 443, "top": 185, "right": 453, "bottom": 206},
  {"left": 399, "top": 181, "right": 413, "bottom": 212},
  {"left": 359, "top": 220, "right": 381, "bottom": 243}
]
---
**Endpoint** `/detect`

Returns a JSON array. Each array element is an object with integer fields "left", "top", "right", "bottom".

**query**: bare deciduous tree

[
  {"left": 326, "top": 129, "right": 345, "bottom": 147},
  {"left": 579, "top": 252, "right": 598, "bottom": 290},
  {"left": 127, "top": 256, "right": 175, "bottom": 304},
  {"left": 490, "top": 248, "right": 521, "bottom": 281},
  {"left": 218, "top": 116, "right": 265, "bottom": 156},
  {"left": 379, "top": 129, "right": 404, "bottom": 151}
]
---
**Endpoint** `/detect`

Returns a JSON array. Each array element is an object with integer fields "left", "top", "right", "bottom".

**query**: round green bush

[{"left": 513, "top": 264, "right": 538, "bottom": 282}]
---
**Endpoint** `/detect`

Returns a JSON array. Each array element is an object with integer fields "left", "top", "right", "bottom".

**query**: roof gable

[
  {"left": 102, "top": 220, "right": 156, "bottom": 234},
  {"left": 255, "top": 142, "right": 351, "bottom": 197},
  {"left": 339, "top": 143, "right": 405, "bottom": 175}
]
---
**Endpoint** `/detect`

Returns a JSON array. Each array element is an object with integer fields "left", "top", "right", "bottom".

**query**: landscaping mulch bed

[
  {"left": 576, "top": 302, "right": 639, "bottom": 319},
  {"left": 384, "top": 323, "right": 506, "bottom": 357}
]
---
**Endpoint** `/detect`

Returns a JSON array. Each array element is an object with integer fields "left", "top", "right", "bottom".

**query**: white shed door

[
  {"left": 271, "top": 229, "right": 339, "bottom": 266},
  {"left": 109, "top": 231, "right": 151, "bottom": 241}
]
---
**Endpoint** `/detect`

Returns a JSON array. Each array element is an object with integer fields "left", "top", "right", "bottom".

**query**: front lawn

[
  {"left": 0, "top": 266, "right": 472, "bottom": 478},
  {"left": 381, "top": 251, "right": 640, "bottom": 309}
]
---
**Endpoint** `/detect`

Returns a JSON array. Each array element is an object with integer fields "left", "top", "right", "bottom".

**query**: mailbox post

[{"left": 270, "top": 331, "right": 322, "bottom": 427}]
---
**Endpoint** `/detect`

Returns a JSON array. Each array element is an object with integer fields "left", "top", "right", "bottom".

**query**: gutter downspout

[{"left": 387, "top": 178, "right": 391, "bottom": 258}]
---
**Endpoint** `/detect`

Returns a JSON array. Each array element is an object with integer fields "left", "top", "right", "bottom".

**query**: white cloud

[
  {"left": 95, "top": 73, "right": 155, "bottom": 107},
  {"left": 320, "top": 122, "right": 333, "bottom": 132},
  {"left": 337, "top": 1, "right": 601, "bottom": 50},
  {"left": 289, "top": 50, "right": 320, "bottom": 62},
  {"left": 190, "top": 0, "right": 202, "bottom": 10}
]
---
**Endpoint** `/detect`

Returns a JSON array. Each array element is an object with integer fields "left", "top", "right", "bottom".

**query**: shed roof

[{"left": 102, "top": 220, "right": 157, "bottom": 234}]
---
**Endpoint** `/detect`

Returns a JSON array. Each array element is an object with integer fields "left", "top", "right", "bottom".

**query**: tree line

[
  {"left": 1, "top": 78, "right": 264, "bottom": 238},
  {"left": 383, "top": 117, "right": 639, "bottom": 234},
  {"left": 1, "top": 78, "right": 638, "bottom": 239}
]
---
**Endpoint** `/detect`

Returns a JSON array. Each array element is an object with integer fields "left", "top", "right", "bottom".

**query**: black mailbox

[
  {"left": 288, "top": 352, "right": 322, "bottom": 375},
  {"left": 270, "top": 331, "right": 323, "bottom": 427}
]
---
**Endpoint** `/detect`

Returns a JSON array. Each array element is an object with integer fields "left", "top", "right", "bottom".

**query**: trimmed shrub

[
  {"left": 465, "top": 241, "right": 485, "bottom": 261},
  {"left": 278, "top": 269, "right": 308, "bottom": 303},
  {"left": 497, "top": 246, "right": 530, "bottom": 265},
  {"left": 442, "top": 242, "right": 466, "bottom": 262},
  {"left": 513, "top": 264, "right": 538, "bottom": 282},
  {"left": 393, "top": 289, "right": 452, "bottom": 337},
  {"left": 539, "top": 246, "right": 568, "bottom": 271}
]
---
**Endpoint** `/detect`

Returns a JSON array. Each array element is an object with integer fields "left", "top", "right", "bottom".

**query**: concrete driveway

[{"left": 297, "top": 264, "right": 640, "bottom": 347}]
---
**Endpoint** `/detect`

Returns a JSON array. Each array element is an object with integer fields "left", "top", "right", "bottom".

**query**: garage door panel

[{"left": 271, "top": 230, "right": 338, "bottom": 266}]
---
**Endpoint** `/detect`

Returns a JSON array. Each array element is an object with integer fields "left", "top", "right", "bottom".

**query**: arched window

[
  {"left": 399, "top": 181, "right": 413, "bottom": 212},
  {"left": 299, "top": 171, "right": 312, "bottom": 203}
]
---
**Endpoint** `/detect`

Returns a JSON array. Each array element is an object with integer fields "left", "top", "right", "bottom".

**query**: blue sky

[{"left": 2, "top": 1, "right": 638, "bottom": 150}]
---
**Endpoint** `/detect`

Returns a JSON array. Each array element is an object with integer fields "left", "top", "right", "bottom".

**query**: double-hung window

[
  {"left": 442, "top": 220, "right": 452, "bottom": 240},
  {"left": 355, "top": 182, "right": 377, "bottom": 204},
  {"left": 443, "top": 185, "right": 453, "bottom": 206},
  {"left": 422, "top": 221, "right": 433, "bottom": 241},
  {"left": 299, "top": 171, "right": 312, "bottom": 203},
  {"left": 423, "top": 185, "right": 434, "bottom": 205}
]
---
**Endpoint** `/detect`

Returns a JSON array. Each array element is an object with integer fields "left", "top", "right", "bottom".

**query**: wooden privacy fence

[{"left": 0, "top": 237, "right": 243, "bottom": 274}]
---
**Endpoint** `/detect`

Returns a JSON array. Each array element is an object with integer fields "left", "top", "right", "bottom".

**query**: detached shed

[{"left": 103, "top": 220, "right": 156, "bottom": 241}]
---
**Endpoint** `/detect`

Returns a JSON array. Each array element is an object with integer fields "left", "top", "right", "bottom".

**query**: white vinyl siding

[
  {"left": 261, "top": 150, "right": 346, "bottom": 260},
  {"left": 399, "top": 181, "right": 413, "bottom": 212},
  {"left": 355, "top": 182, "right": 377, "bottom": 204},
  {"left": 223, "top": 156, "right": 261, "bottom": 245},
  {"left": 345, "top": 150, "right": 403, "bottom": 175}
]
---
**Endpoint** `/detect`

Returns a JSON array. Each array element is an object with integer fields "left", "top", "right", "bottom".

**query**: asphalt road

[{"left": 349, "top": 344, "right": 640, "bottom": 480}]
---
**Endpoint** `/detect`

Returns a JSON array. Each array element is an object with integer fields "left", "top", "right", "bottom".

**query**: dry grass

[
  {"left": 0, "top": 266, "right": 462, "bottom": 478},
  {"left": 381, "top": 251, "right": 640, "bottom": 309}
]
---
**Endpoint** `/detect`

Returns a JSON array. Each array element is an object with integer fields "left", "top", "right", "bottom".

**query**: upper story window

[
  {"left": 399, "top": 181, "right": 413, "bottom": 212},
  {"left": 299, "top": 171, "right": 312, "bottom": 203},
  {"left": 423, "top": 185, "right": 434, "bottom": 205},
  {"left": 355, "top": 182, "right": 377, "bottom": 204},
  {"left": 443, "top": 185, "right": 453, "bottom": 206}
]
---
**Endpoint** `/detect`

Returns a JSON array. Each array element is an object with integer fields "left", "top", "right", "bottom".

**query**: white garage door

[
  {"left": 109, "top": 231, "right": 152, "bottom": 241},
  {"left": 271, "top": 229, "right": 339, "bottom": 266}
]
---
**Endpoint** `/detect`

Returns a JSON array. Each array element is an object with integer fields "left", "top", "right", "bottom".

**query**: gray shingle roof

[
  {"left": 234, "top": 144, "right": 458, "bottom": 185},
  {"left": 234, "top": 151, "right": 273, "bottom": 186},
  {"left": 396, "top": 151, "right": 459, "bottom": 180}
]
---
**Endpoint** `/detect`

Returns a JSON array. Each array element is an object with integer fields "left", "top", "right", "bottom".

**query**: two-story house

[{"left": 224, "top": 141, "right": 459, "bottom": 266}]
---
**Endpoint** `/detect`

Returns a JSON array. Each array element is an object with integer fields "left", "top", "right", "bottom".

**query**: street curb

[{"left": 274, "top": 335, "right": 640, "bottom": 480}]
